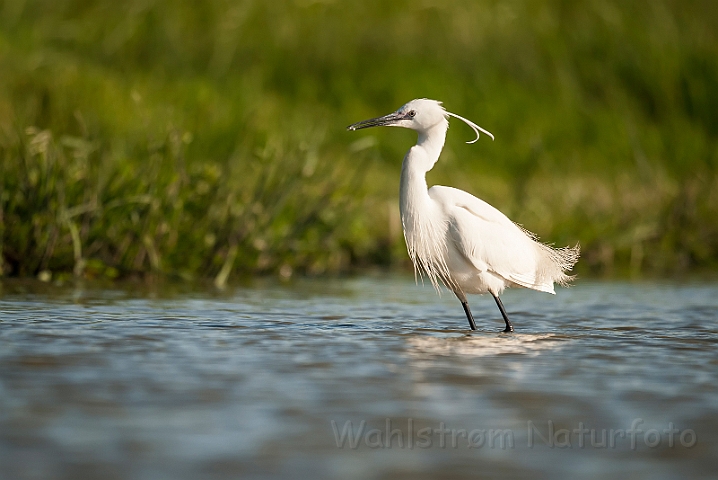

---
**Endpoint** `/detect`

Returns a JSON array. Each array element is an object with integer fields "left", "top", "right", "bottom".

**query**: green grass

[{"left": 1, "top": 0, "right": 717, "bottom": 282}]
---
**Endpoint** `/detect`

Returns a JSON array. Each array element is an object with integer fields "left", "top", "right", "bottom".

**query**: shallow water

[{"left": 1, "top": 276, "right": 717, "bottom": 479}]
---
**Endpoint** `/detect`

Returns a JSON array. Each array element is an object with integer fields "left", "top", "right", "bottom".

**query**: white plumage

[{"left": 348, "top": 98, "right": 579, "bottom": 332}]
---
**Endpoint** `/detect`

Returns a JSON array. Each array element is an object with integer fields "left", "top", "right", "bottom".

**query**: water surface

[{"left": 1, "top": 277, "right": 717, "bottom": 479}]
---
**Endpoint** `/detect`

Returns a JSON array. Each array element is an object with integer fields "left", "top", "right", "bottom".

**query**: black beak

[{"left": 347, "top": 111, "right": 408, "bottom": 131}]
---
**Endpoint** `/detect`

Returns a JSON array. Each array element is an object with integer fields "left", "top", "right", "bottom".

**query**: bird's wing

[
  {"left": 430, "top": 186, "right": 515, "bottom": 228},
  {"left": 428, "top": 186, "right": 554, "bottom": 293}
]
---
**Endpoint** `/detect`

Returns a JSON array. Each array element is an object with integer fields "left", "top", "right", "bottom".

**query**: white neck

[
  {"left": 398, "top": 119, "right": 453, "bottom": 291},
  {"left": 399, "top": 119, "right": 448, "bottom": 211},
  {"left": 415, "top": 120, "right": 448, "bottom": 172}
]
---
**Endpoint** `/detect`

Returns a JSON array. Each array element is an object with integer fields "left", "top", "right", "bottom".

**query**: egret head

[{"left": 347, "top": 98, "right": 494, "bottom": 143}]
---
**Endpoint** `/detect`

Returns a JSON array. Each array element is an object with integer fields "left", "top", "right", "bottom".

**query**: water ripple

[{"left": 1, "top": 278, "right": 717, "bottom": 479}]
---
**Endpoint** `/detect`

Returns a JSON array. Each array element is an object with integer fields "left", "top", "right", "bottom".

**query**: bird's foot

[{"left": 501, "top": 325, "right": 514, "bottom": 333}]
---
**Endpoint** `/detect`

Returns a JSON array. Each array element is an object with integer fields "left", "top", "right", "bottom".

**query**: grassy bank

[{"left": 1, "top": 0, "right": 717, "bottom": 282}]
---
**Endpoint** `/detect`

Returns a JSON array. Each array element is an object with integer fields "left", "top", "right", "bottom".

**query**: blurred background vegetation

[{"left": 1, "top": 0, "right": 717, "bottom": 284}]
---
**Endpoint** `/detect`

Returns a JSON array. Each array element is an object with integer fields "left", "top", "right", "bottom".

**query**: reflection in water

[
  {"left": 0, "top": 277, "right": 717, "bottom": 479},
  {"left": 407, "top": 333, "right": 566, "bottom": 358}
]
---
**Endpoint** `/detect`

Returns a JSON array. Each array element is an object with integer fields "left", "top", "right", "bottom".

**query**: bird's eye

[{"left": 408, "top": 110, "right": 416, "bottom": 118}]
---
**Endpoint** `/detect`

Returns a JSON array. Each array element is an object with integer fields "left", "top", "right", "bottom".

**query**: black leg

[
  {"left": 492, "top": 294, "right": 514, "bottom": 333},
  {"left": 461, "top": 301, "right": 477, "bottom": 331}
]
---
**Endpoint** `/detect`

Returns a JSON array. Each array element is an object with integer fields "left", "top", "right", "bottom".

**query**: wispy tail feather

[{"left": 540, "top": 242, "right": 580, "bottom": 287}]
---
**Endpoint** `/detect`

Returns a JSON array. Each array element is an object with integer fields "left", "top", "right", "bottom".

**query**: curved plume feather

[{"left": 445, "top": 111, "right": 495, "bottom": 144}]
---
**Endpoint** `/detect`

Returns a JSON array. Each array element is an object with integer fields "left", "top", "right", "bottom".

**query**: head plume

[{"left": 445, "top": 111, "right": 495, "bottom": 144}]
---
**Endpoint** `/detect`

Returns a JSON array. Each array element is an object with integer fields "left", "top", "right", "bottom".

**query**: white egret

[{"left": 348, "top": 99, "right": 579, "bottom": 332}]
